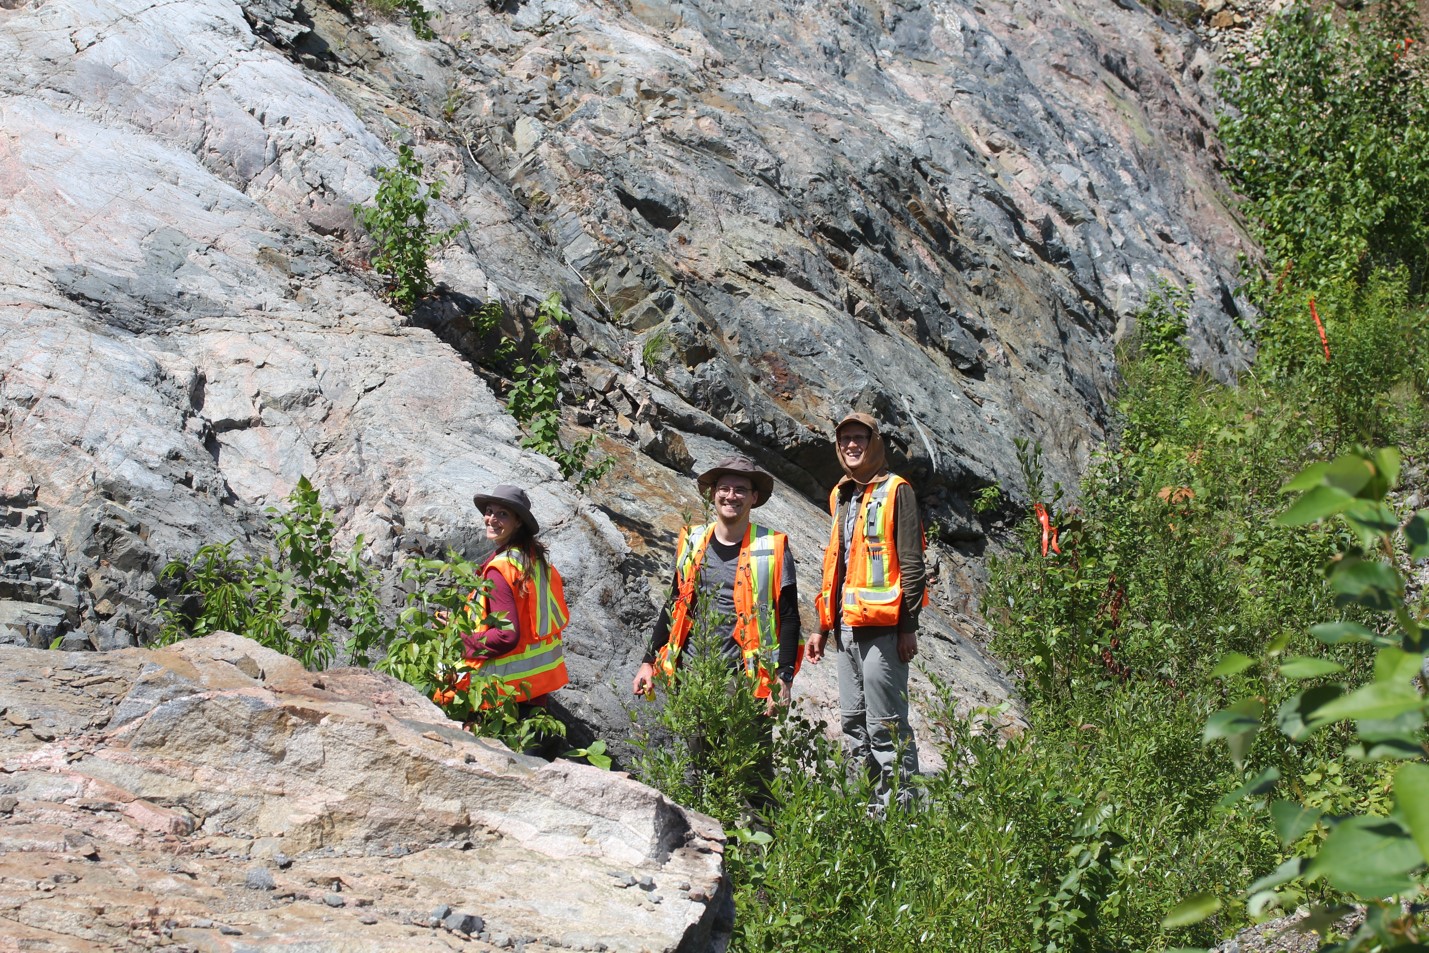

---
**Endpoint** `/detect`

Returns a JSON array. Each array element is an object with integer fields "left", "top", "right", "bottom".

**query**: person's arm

[
  {"left": 894, "top": 481, "right": 926, "bottom": 633},
  {"left": 891, "top": 481, "right": 925, "bottom": 664},
  {"left": 634, "top": 561, "right": 681, "bottom": 695},
  {"left": 462, "top": 567, "right": 520, "bottom": 660},
  {"left": 805, "top": 486, "right": 848, "bottom": 664},
  {"left": 776, "top": 545, "right": 802, "bottom": 683}
]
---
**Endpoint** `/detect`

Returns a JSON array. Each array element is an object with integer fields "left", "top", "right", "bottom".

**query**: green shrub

[
  {"left": 157, "top": 476, "right": 386, "bottom": 669},
  {"left": 1253, "top": 268, "right": 1428, "bottom": 450},
  {"left": 728, "top": 687, "right": 1270, "bottom": 952},
  {"left": 506, "top": 293, "right": 614, "bottom": 492},
  {"left": 1217, "top": 1, "right": 1429, "bottom": 294},
  {"left": 1185, "top": 447, "right": 1429, "bottom": 948},
  {"left": 361, "top": 0, "right": 437, "bottom": 40},
  {"left": 628, "top": 598, "right": 773, "bottom": 826},
  {"left": 356, "top": 144, "right": 462, "bottom": 313}
]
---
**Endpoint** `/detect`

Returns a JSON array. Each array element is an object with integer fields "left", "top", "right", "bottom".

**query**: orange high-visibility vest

[
  {"left": 655, "top": 521, "right": 799, "bottom": 699},
  {"left": 465, "top": 547, "right": 569, "bottom": 705},
  {"left": 816, "top": 474, "right": 922, "bottom": 631}
]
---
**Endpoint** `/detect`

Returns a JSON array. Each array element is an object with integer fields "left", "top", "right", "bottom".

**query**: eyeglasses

[
  {"left": 838, "top": 433, "right": 870, "bottom": 446},
  {"left": 714, "top": 485, "right": 752, "bottom": 498}
]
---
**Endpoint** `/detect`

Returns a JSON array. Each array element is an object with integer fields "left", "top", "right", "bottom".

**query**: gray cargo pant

[{"left": 837, "top": 630, "right": 919, "bottom": 810}]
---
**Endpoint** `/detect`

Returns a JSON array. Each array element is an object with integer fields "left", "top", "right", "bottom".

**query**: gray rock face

[
  {"left": 1, "top": 0, "right": 1249, "bottom": 801},
  {"left": 0, "top": 634, "right": 727, "bottom": 951}
]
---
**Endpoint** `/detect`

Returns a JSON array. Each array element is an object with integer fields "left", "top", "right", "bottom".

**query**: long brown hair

[{"left": 504, "top": 525, "right": 548, "bottom": 590}]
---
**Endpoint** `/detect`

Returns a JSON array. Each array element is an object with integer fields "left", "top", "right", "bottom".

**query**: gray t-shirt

[
  {"left": 644, "top": 533, "right": 803, "bottom": 680},
  {"left": 698, "top": 536, "right": 744, "bottom": 665}
]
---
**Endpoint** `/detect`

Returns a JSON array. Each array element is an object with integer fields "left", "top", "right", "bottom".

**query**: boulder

[{"left": 0, "top": 634, "right": 727, "bottom": 951}]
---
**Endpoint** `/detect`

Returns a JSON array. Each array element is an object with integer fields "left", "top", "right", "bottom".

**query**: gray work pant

[{"left": 837, "top": 631, "right": 919, "bottom": 810}]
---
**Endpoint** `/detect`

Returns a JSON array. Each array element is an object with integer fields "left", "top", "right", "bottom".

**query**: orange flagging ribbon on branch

[
  {"left": 1309, "top": 297, "right": 1331, "bottom": 362},
  {"left": 1034, "top": 503, "right": 1061, "bottom": 557}
]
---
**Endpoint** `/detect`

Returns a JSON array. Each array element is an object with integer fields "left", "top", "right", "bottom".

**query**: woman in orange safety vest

[{"left": 462, "top": 484, "right": 569, "bottom": 707}]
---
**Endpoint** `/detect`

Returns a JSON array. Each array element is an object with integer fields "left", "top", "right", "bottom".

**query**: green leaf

[
  {"left": 1310, "top": 681, "right": 1423, "bottom": 725},
  {"left": 1162, "top": 893, "right": 1221, "bottom": 929},
  {"left": 1369, "top": 447, "right": 1401, "bottom": 497},
  {"left": 1211, "top": 652, "right": 1257, "bottom": 678},
  {"left": 1246, "top": 855, "right": 1308, "bottom": 895},
  {"left": 1323, "top": 455, "right": 1377, "bottom": 495},
  {"left": 1281, "top": 461, "right": 1333, "bottom": 493},
  {"left": 1219, "top": 767, "right": 1281, "bottom": 808},
  {"left": 1270, "top": 800, "right": 1323, "bottom": 846},
  {"left": 1278, "top": 656, "right": 1345, "bottom": 679},
  {"left": 1277, "top": 685, "right": 1343, "bottom": 741},
  {"left": 1342, "top": 499, "right": 1400, "bottom": 541},
  {"left": 1374, "top": 647, "right": 1425, "bottom": 684},
  {"left": 1311, "top": 621, "right": 1389, "bottom": 646},
  {"left": 1328, "top": 555, "right": 1402, "bottom": 611},
  {"left": 1205, "top": 699, "right": 1264, "bottom": 766},
  {"left": 1406, "top": 511, "right": 1429, "bottom": 561},
  {"left": 1397, "top": 763, "right": 1429, "bottom": 866},
  {"left": 1278, "top": 484, "right": 1354, "bottom": 526},
  {"left": 1307, "top": 815, "right": 1421, "bottom": 897},
  {"left": 1359, "top": 709, "right": 1426, "bottom": 744}
]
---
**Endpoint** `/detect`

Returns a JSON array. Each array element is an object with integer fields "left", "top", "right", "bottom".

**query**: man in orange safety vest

[
  {"left": 632, "top": 456, "right": 802, "bottom": 713},
  {"left": 806, "top": 413, "right": 927, "bottom": 812}
]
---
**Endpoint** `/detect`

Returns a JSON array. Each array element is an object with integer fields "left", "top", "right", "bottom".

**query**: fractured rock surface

[
  {"left": 2, "top": 0, "right": 1256, "bottom": 793},
  {"left": 0, "top": 634, "right": 727, "bottom": 951}
]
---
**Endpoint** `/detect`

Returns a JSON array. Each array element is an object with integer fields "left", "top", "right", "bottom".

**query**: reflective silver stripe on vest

[
  {"left": 500, "top": 550, "right": 568, "bottom": 639},
  {"left": 479, "top": 637, "right": 566, "bottom": 684},
  {"left": 862, "top": 480, "right": 895, "bottom": 588},
  {"left": 739, "top": 522, "right": 782, "bottom": 676},
  {"left": 666, "top": 523, "right": 716, "bottom": 662}
]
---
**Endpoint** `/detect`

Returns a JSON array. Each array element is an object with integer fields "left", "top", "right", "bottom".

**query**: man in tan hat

[
  {"left": 806, "top": 413, "right": 926, "bottom": 811},
  {"left": 632, "top": 455, "right": 802, "bottom": 710}
]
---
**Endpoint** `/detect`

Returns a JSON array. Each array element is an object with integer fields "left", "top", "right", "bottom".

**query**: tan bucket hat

[{"left": 696, "top": 455, "right": 775, "bottom": 508}]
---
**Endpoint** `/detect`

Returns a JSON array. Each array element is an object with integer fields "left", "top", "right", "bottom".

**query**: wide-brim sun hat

[
  {"left": 696, "top": 455, "right": 775, "bottom": 508},
  {"left": 473, "top": 484, "right": 540, "bottom": 534}
]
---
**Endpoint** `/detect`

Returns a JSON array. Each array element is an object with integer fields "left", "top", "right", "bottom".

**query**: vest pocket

[{"left": 841, "top": 586, "right": 902, "bottom": 627}]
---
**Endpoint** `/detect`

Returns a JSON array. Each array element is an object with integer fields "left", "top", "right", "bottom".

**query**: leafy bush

[
  {"left": 470, "top": 299, "right": 517, "bottom": 368},
  {"left": 981, "top": 275, "right": 1429, "bottom": 949},
  {"left": 157, "top": 476, "right": 386, "bottom": 669},
  {"left": 628, "top": 598, "right": 774, "bottom": 826},
  {"left": 729, "top": 689, "right": 1271, "bottom": 952},
  {"left": 1251, "top": 268, "right": 1428, "bottom": 450},
  {"left": 360, "top": 0, "right": 437, "bottom": 40},
  {"left": 506, "top": 292, "right": 614, "bottom": 491},
  {"left": 1218, "top": 1, "right": 1429, "bottom": 294},
  {"left": 1184, "top": 447, "right": 1429, "bottom": 948},
  {"left": 356, "top": 144, "right": 462, "bottom": 313}
]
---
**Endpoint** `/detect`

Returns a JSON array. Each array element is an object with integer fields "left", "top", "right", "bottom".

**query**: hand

[
  {"left": 805, "top": 631, "right": 828, "bottom": 664},
  {"left": 632, "top": 662, "right": 656, "bottom": 698},
  {"left": 897, "top": 630, "right": 918, "bottom": 664},
  {"left": 764, "top": 678, "right": 791, "bottom": 716}
]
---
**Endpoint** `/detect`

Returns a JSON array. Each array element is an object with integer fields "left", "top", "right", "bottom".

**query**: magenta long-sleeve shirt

[{"left": 461, "top": 561, "right": 521, "bottom": 660}]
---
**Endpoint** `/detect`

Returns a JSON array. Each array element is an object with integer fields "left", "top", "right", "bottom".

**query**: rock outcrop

[
  {"left": 1, "top": 0, "right": 1259, "bottom": 793},
  {"left": 0, "top": 0, "right": 1271, "bottom": 940},
  {"left": 0, "top": 634, "right": 728, "bottom": 951}
]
